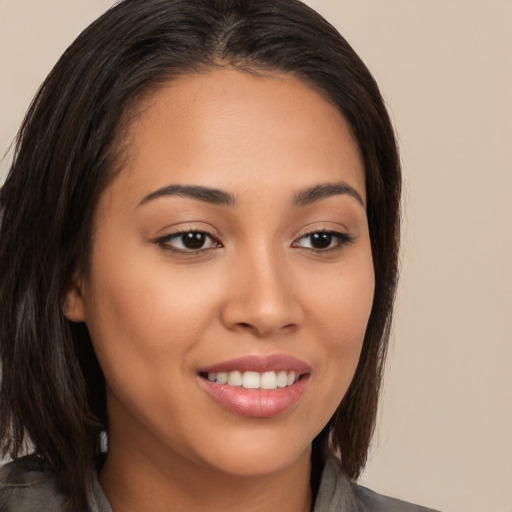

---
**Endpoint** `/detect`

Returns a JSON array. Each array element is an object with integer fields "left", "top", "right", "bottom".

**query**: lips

[{"left": 197, "top": 355, "right": 311, "bottom": 418}]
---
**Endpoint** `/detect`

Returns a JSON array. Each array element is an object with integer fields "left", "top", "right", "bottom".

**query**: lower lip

[{"left": 199, "top": 376, "right": 309, "bottom": 418}]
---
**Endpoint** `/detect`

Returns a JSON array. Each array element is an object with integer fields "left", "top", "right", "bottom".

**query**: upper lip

[{"left": 197, "top": 354, "right": 311, "bottom": 375}]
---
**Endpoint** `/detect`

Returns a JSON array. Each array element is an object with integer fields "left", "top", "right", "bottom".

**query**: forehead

[{"left": 110, "top": 68, "right": 365, "bottom": 207}]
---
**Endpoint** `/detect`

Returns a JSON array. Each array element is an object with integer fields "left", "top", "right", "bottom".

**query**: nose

[{"left": 220, "top": 247, "right": 304, "bottom": 338}]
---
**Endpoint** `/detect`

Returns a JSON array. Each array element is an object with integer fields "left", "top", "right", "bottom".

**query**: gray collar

[{"left": 313, "top": 457, "right": 358, "bottom": 512}]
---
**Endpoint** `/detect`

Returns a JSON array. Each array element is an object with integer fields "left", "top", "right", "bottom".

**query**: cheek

[
  {"left": 81, "top": 268, "right": 203, "bottom": 436},
  {"left": 304, "top": 255, "right": 375, "bottom": 411},
  {"left": 81, "top": 248, "right": 229, "bottom": 394},
  {"left": 306, "top": 253, "right": 375, "bottom": 342}
]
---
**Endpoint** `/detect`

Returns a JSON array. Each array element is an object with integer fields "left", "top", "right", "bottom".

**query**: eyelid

[
  {"left": 291, "top": 228, "right": 354, "bottom": 252},
  {"left": 154, "top": 228, "right": 223, "bottom": 254},
  {"left": 152, "top": 222, "right": 354, "bottom": 255}
]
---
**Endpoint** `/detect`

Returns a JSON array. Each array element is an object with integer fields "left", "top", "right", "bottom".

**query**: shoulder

[
  {"left": 351, "top": 482, "right": 441, "bottom": 512},
  {"left": 315, "top": 457, "right": 442, "bottom": 512},
  {"left": 0, "top": 456, "right": 66, "bottom": 512}
]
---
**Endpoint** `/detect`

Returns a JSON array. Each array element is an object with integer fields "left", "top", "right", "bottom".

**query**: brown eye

[
  {"left": 309, "top": 232, "right": 333, "bottom": 249},
  {"left": 157, "top": 231, "right": 221, "bottom": 253},
  {"left": 292, "top": 231, "right": 353, "bottom": 252},
  {"left": 181, "top": 232, "right": 207, "bottom": 249}
]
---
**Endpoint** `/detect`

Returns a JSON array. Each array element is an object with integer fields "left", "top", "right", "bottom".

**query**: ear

[{"left": 62, "top": 275, "right": 87, "bottom": 322}]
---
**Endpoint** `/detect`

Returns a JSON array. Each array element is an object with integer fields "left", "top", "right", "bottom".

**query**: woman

[{"left": 0, "top": 0, "right": 438, "bottom": 511}]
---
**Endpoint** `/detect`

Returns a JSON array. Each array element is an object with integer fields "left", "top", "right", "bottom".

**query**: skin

[{"left": 65, "top": 68, "right": 374, "bottom": 512}]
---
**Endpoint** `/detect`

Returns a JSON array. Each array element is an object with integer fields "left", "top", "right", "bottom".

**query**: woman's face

[{"left": 66, "top": 69, "right": 374, "bottom": 478}]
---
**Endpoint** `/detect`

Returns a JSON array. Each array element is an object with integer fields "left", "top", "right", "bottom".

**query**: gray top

[{"left": 0, "top": 455, "right": 441, "bottom": 511}]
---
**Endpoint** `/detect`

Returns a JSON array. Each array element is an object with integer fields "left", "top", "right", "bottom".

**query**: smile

[
  {"left": 197, "top": 355, "right": 311, "bottom": 417},
  {"left": 203, "top": 370, "right": 300, "bottom": 390}
]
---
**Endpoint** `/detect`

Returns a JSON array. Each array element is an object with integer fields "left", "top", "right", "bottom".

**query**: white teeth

[
  {"left": 260, "top": 371, "right": 277, "bottom": 390},
  {"left": 276, "top": 371, "right": 288, "bottom": 388},
  {"left": 205, "top": 370, "right": 300, "bottom": 390},
  {"left": 217, "top": 372, "right": 228, "bottom": 384},
  {"left": 209, "top": 372, "right": 228, "bottom": 384},
  {"left": 242, "top": 371, "right": 260, "bottom": 389},
  {"left": 227, "top": 371, "right": 243, "bottom": 386}
]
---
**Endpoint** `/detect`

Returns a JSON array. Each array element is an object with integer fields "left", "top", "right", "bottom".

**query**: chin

[{"left": 191, "top": 429, "right": 313, "bottom": 478}]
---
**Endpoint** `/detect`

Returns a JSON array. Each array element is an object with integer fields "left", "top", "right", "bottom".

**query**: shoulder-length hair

[{"left": 0, "top": 0, "right": 400, "bottom": 510}]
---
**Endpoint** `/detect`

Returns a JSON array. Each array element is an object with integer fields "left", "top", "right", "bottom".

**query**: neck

[{"left": 100, "top": 433, "right": 313, "bottom": 512}]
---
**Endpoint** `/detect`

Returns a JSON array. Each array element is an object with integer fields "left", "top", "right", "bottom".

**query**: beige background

[{"left": 1, "top": 1, "right": 511, "bottom": 511}]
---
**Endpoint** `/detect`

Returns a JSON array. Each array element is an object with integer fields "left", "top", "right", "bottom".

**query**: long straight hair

[{"left": 0, "top": 0, "right": 401, "bottom": 510}]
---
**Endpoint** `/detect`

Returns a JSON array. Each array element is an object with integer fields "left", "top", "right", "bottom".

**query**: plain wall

[{"left": 1, "top": 1, "right": 511, "bottom": 512}]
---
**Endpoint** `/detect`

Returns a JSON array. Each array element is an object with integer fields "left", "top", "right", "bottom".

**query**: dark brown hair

[{"left": 0, "top": 0, "right": 400, "bottom": 510}]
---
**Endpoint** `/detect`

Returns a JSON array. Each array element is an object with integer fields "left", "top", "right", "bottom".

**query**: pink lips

[
  {"left": 197, "top": 355, "right": 311, "bottom": 418},
  {"left": 198, "top": 354, "right": 311, "bottom": 374}
]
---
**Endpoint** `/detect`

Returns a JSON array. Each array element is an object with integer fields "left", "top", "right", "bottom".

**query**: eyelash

[
  {"left": 155, "top": 229, "right": 354, "bottom": 254},
  {"left": 155, "top": 230, "right": 223, "bottom": 254},
  {"left": 292, "top": 230, "right": 354, "bottom": 252}
]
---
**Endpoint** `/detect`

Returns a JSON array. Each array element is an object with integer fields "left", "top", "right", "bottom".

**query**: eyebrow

[
  {"left": 138, "top": 181, "right": 364, "bottom": 209},
  {"left": 138, "top": 184, "right": 236, "bottom": 207},
  {"left": 292, "top": 182, "right": 365, "bottom": 208}
]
